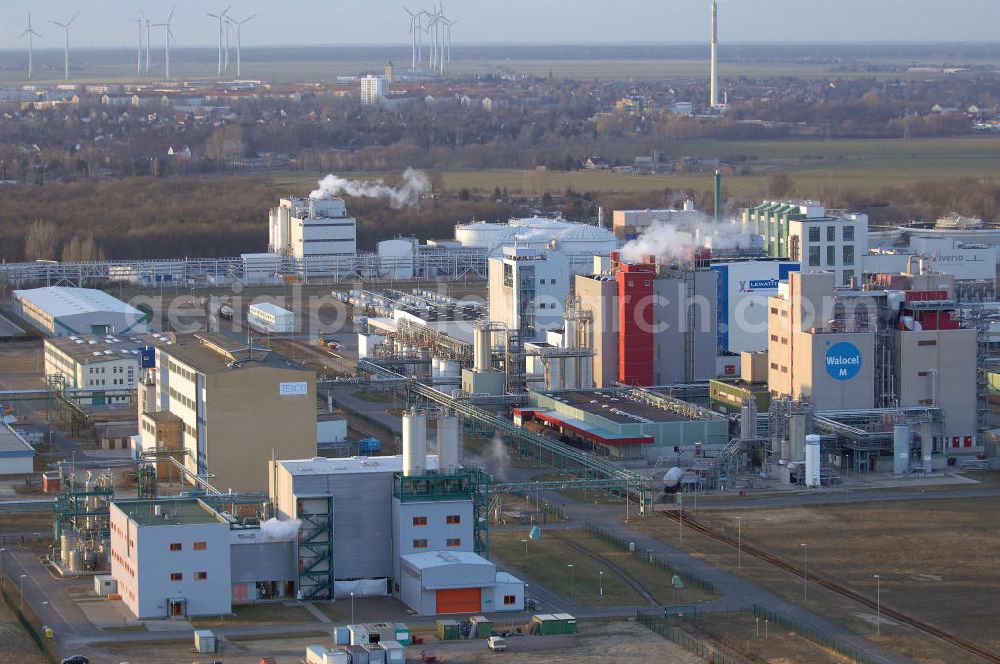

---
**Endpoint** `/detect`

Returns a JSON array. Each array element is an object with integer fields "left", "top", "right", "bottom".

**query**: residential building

[
  {"left": 360, "top": 75, "right": 389, "bottom": 104},
  {"left": 136, "top": 333, "right": 316, "bottom": 492},
  {"left": 743, "top": 201, "right": 868, "bottom": 287}
]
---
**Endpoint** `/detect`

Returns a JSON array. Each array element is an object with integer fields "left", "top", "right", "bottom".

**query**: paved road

[{"left": 696, "top": 486, "right": 1000, "bottom": 509}]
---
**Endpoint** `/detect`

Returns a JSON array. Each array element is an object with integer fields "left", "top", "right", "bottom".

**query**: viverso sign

[{"left": 825, "top": 342, "right": 862, "bottom": 381}]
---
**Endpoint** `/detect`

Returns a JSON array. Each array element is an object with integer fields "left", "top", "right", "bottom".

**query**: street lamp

[
  {"left": 598, "top": 571, "right": 604, "bottom": 597},
  {"left": 800, "top": 543, "right": 808, "bottom": 601},
  {"left": 350, "top": 591, "right": 355, "bottom": 625},
  {"left": 566, "top": 564, "right": 575, "bottom": 600},
  {"left": 41, "top": 600, "right": 48, "bottom": 628},
  {"left": 873, "top": 574, "right": 881, "bottom": 635},
  {"left": 19, "top": 574, "right": 26, "bottom": 611},
  {"left": 735, "top": 517, "right": 742, "bottom": 572}
]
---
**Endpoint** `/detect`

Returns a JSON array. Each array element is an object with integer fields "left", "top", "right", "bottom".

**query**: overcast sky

[{"left": 2, "top": 1, "right": 999, "bottom": 48}]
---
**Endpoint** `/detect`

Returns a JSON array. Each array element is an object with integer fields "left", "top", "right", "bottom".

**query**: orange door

[{"left": 435, "top": 587, "right": 481, "bottom": 614}]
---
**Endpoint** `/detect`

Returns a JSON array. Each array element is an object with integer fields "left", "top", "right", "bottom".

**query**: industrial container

[
  {"left": 324, "top": 651, "right": 350, "bottom": 664},
  {"left": 194, "top": 629, "right": 218, "bottom": 653},
  {"left": 93, "top": 575, "right": 117, "bottom": 596},
  {"left": 392, "top": 623, "right": 411, "bottom": 645},
  {"left": 349, "top": 624, "right": 370, "bottom": 646},
  {"left": 333, "top": 625, "right": 350, "bottom": 645},
  {"left": 358, "top": 437, "right": 382, "bottom": 455},
  {"left": 437, "top": 619, "right": 460, "bottom": 641},
  {"left": 363, "top": 643, "right": 387, "bottom": 664},
  {"left": 532, "top": 614, "right": 561, "bottom": 636},
  {"left": 348, "top": 645, "right": 370, "bottom": 664},
  {"left": 470, "top": 616, "right": 493, "bottom": 638},
  {"left": 553, "top": 613, "right": 578, "bottom": 634},
  {"left": 248, "top": 302, "right": 295, "bottom": 334},
  {"left": 380, "top": 640, "right": 406, "bottom": 664}
]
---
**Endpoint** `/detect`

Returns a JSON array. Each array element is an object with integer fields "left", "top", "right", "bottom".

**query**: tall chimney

[{"left": 710, "top": 0, "right": 719, "bottom": 109}]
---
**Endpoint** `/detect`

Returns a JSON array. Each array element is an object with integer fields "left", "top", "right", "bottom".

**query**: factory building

[
  {"left": 612, "top": 202, "right": 704, "bottom": 241},
  {"left": 454, "top": 217, "right": 618, "bottom": 275},
  {"left": 864, "top": 238, "right": 996, "bottom": 302},
  {"left": 575, "top": 253, "right": 718, "bottom": 387},
  {"left": 487, "top": 246, "right": 569, "bottom": 342},
  {"left": 742, "top": 201, "right": 868, "bottom": 287},
  {"left": 0, "top": 423, "right": 36, "bottom": 475},
  {"left": 109, "top": 498, "right": 298, "bottom": 619},
  {"left": 12, "top": 286, "right": 149, "bottom": 337},
  {"left": 270, "top": 411, "right": 524, "bottom": 614},
  {"left": 767, "top": 271, "right": 876, "bottom": 409},
  {"left": 710, "top": 260, "right": 800, "bottom": 353},
  {"left": 268, "top": 197, "right": 357, "bottom": 276},
  {"left": 43, "top": 333, "right": 166, "bottom": 405},
  {"left": 136, "top": 333, "right": 316, "bottom": 492},
  {"left": 519, "top": 389, "right": 729, "bottom": 461}
]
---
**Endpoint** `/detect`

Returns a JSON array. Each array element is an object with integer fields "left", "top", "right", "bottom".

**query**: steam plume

[
  {"left": 620, "top": 216, "right": 758, "bottom": 263},
  {"left": 260, "top": 517, "right": 301, "bottom": 542},
  {"left": 309, "top": 168, "right": 430, "bottom": 208}
]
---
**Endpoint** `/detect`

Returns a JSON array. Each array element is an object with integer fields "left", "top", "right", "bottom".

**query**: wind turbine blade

[
  {"left": 168, "top": 6, "right": 176, "bottom": 23},
  {"left": 242, "top": 15, "right": 256, "bottom": 25},
  {"left": 68, "top": 12, "right": 79, "bottom": 27}
]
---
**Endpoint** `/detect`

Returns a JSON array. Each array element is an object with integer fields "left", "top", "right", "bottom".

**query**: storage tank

[
  {"left": 437, "top": 416, "right": 460, "bottom": 472},
  {"left": 358, "top": 438, "right": 381, "bottom": 455},
  {"left": 662, "top": 467, "right": 683, "bottom": 491},
  {"left": 920, "top": 422, "right": 933, "bottom": 473},
  {"left": 68, "top": 548, "right": 83, "bottom": 572},
  {"left": 454, "top": 221, "right": 519, "bottom": 250},
  {"left": 378, "top": 238, "right": 417, "bottom": 280},
  {"left": 473, "top": 325, "right": 491, "bottom": 372},
  {"left": 740, "top": 398, "right": 757, "bottom": 440},
  {"left": 402, "top": 410, "right": 427, "bottom": 476},
  {"left": 788, "top": 412, "right": 807, "bottom": 462},
  {"left": 60, "top": 533, "right": 76, "bottom": 567},
  {"left": 893, "top": 424, "right": 911, "bottom": 475},
  {"left": 805, "top": 435, "right": 821, "bottom": 487}
]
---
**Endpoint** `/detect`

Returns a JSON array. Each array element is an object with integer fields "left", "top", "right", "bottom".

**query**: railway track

[
  {"left": 655, "top": 510, "right": 1000, "bottom": 663},
  {"left": 549, "top": 531, "right": 659, "bottom": 606}
]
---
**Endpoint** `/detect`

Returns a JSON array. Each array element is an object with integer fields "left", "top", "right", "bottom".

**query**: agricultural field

[{"left": 637, "top": 495, "right": 1000, "bottom": 664}]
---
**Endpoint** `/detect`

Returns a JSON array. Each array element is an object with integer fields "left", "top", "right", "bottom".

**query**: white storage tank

[
  {"left": 378, "top": 238, "right": 417, "bottom": 280},
  {"left": 437, "top": 415, "right": 460, "bottom": 472},
  {"left": 805, "top": 435, "right": 821, "bottom": 487},
  {"left": 402, "top": 410, "right": 427, "bottom": 476},
  {"left": 893, "top": 424, "right": 911, "bottom": 475}
]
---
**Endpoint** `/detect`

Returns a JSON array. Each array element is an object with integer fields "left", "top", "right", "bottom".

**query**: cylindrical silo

[
  {"left": 788, "top": 412, "right": 807, "bottom": 462},
  {"left": 740, "top": 398, "right": 757, "bottom": 440},
  {"left": 474, "top": 325, "right": 491, "bottom": 372},
  {"left": 437, "top": 416, "right": 460, "bottom": 472},
  {"left": 805, "top": 434, "right": 821, "bottom": 488},
  {"left": 920, "top": 421, "right": 933, "bottom": 473},
  {"left": 893, "top": 424, "right": 911, "bottom": 475},
  {"left": 402, "top": 410, "right": 427, "bottom": 476}
]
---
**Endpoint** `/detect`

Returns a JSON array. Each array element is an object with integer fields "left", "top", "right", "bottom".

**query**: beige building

[
  {"left": 137, "top": 333, "right": 316, "bottom": 492},
  {"left": 574, "top": 273, "right": 618, "bottom": 387},
  {"left": 44, "top": 333, "right": 167, "bottom": 405},
  {"left": 767, "top": 271, "right": 876, "bottom": 410}
]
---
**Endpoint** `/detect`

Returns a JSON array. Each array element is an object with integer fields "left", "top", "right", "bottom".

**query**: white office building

[
  {"left": 248, "top": 303, "right": 295, "bottom": 334},
  {"left": 44, "top": 333, "right": 165, "bottom": 405},
  {"left": 268, "top": 197, "right": 357, "bottom": 277}
]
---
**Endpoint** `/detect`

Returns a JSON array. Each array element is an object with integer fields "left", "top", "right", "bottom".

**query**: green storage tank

[
  {"left": 470, "top": 616, "right": 493, "bottom": 638},
  {"left": 437, "top": 619, "right": 460, "bottom": 641}
]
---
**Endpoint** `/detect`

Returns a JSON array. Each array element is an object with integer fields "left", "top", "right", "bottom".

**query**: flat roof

[
  {"left": 280, "top": 454, "right": 439, "bottom": 476},
  {"left": 13, "top": 287, "right": 143, "bottom": 318},
  {"left": 0, "top": 425, "right": 35, "bottom": 457},
  {"left": 46, "top": 333, "right": 170, "bottom": 365},
  {"left": 249, "top": 302, "right": 292, "bottom": 316},
  {"left": 163, "top": 333, "right": 310, "bottom": 374},
  {"left": 114, "top": 499, "right": 227, "bottom": 526},
  {"left": 539, "top": 390, "right": 686, "bottom": 424}
]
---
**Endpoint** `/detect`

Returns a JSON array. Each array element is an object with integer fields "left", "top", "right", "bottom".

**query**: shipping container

[
  {"left": 437, "top": 619, "right": 460, "bottom": 641},
  {"left": 194, "top": 629, "right": 217, "bottom": 653},
  {"left": 470, "top": 616, "right": 493, "bottom": 638},
  {"left": 532, "top": 614, "right": 561, "bottom": 636},
  {"left": 553, "top": 613, "right": 578, "bottom": 634},
  {"left": 380, "top": 640, "right": 406, "bottom": 664}
]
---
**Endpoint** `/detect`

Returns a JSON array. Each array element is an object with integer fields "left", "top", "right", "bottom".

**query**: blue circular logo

[{"left": 825, "top": 342, "right": 862, "bottom": 381}]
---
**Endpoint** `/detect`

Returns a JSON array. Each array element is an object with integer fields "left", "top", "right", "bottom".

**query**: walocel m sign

[{"left": 825, "top": 342, "right": 862, "bottom": 381}]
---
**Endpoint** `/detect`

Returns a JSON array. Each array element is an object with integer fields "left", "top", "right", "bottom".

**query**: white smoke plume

[
  {"left": 260, "top": 517, "right": 301, "bottom": 542},
  {"left": 620, "top": 217, "right": 758, "bottom": 264},
  {"left": 487, "top": 435, "right": 511, "bottom": 481},
  {"left": 309, "top": 167, "right": 430, "bottom": 208}
]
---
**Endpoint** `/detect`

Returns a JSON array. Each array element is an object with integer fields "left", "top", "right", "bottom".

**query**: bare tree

[{"left": 23, "top": 220, "right": 58, "bottom": 260}]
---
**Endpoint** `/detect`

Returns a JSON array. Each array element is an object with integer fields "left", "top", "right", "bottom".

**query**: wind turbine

[
  {"left": 153, "top": 6, "right": 176, "bottom": 81},
  {"left": 131, "top": 12, "right": 145, "bottom": 76},
  {"left": 443, "top": 17, "right": 456, "bottom": 65},
  {"left": 224, "top": 17, "right": 231, "bottom": 74},
  {"left": 19, "top": 13, "right": 41, "bottom": 80},
  {"left": 48, "top": 13, "right": 79, "bottom": 82},
  {"left": 227, "top": 14, "right": 255, "bottom": 79},
  {"left": 403, "top": 7, "right": 423, "bottom": 72},
  {"left": 145, "top": 17, "right": 152, "bottom": 74},
  {"left": 206, "top": 6, "right": 231, "bottom": 77}
]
